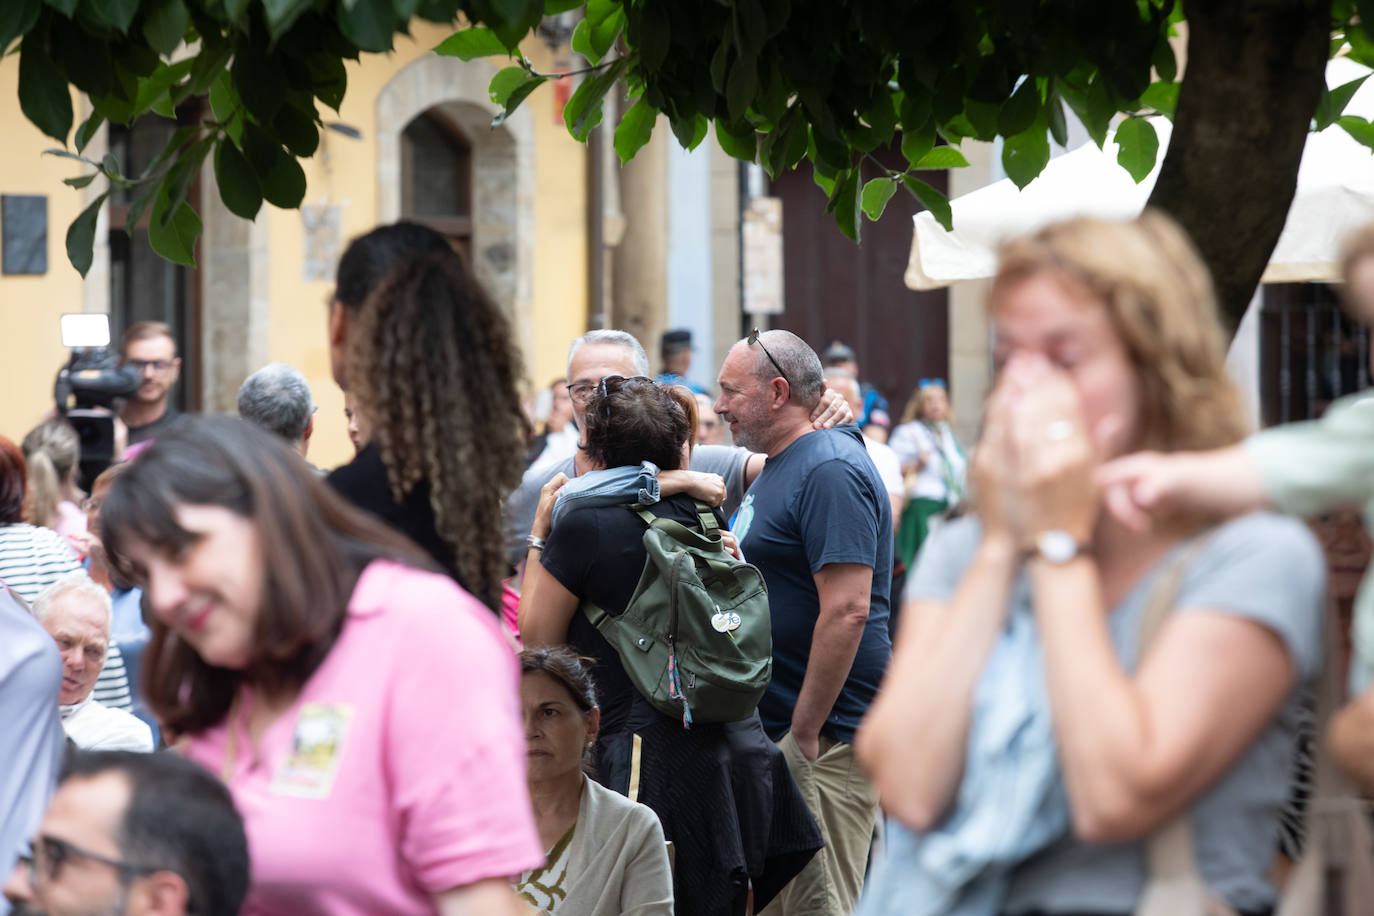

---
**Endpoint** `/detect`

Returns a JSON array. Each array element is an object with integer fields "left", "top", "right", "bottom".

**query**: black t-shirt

[
  {"left": 326, "top": 444, "right": 468, "bottom": 591},
  {"left": 125, "top": 407, "right": 182, "bottom": 446},
  {"left": 733, "top": 425, "right": 892, "bottom": 745},
  {"left": 540, "top": 493, "right": 728, "bottom": 737}
]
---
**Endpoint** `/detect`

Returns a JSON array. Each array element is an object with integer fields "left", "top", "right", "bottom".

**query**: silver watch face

[{"left": 1036, "top": 530, "right": 1079, "bottom": 564}]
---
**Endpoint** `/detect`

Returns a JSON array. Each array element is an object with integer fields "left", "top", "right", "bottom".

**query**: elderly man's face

[
  {"left": 42, "top": 594, "right": 109, "bottom": 706},
  {"left": 565, "top": 343, "right": 640, "bottom": 433},
  {"left": 4, "top": 773, "right": 136, "bottom": 916}
]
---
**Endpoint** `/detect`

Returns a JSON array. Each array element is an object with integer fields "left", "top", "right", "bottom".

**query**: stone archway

[{"left": 376, "top": 54, "right": 536, "bottom": 363}]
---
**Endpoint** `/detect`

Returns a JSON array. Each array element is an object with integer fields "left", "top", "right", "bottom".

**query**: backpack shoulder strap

[{"left": 630, "top": 500, "right": 721, "bottom": 537}]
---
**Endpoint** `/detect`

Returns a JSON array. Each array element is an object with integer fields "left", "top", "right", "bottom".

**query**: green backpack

[{"left": 581, "top": 500, "right": 773, "bottom": 727}]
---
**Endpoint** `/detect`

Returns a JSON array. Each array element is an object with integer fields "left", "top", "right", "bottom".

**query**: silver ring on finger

[{"left": 1045, "top": 419, "right": 1076, "bottom": 442}]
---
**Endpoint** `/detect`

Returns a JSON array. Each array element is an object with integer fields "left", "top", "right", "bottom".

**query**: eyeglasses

[
  {"left": 567, "top": 375, "right": 653, "bottom": 406},
  {"left": 125, "top": 358, "right": 175, "bottom": 373},
  {"left": 24, "top": 834, "right": 160, "bottom": 889},
  {"left": 747, "top": 328, "right": 790, "bottom": 387}
]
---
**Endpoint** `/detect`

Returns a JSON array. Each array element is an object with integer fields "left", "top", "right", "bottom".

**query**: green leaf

[
  {"left": 433, "top": 26, "right": 512, "bottom": 60},
  {"left": 832, "top": 168, "right": 860, "bottom": 242},
  {"left": 570, "top": 18, "right": 594, "bottom": 63},
  {"left": 74, "top": 112, "right": 103, "bottom": 153},
  {"left": 86, "top": 0, "right": 139, "bottom": 34},
  {"left": 1045, "top": 82, "right": 1068, "bottom": 147},
  {"left": 914, "top": 146, "right": 969, "bottom": 170},
  {"left": 47, "top": 0, "right": 79, "bottom": 17},
  {"left": 1317, "top": 75, "right": 1369, "bottom": 131},
  {"left": 812, "top": 167, "right": 836, "bottom": 197},
  {"left": 861, "top": 177, "right": 897, "bottom": 222},
  {"left": 1151, "top": 36, "right": 1177, "bottom": 83},
  {"left": 0, "top": 0, "right": 40, "bottom": 57},
  {"left": 52, "top": 23, "right": 111, "bottom": 96},
  {"left": 634, "top": 6, "right": 669, "bottom": 70},
  {"left": 1338, "top": 114, "right": 1374, "bottom": 150},
  {"left": 563, "top": 58, "right": 628, "bottom": 141},
  {"left": 214, "top": 138, "right": 262, "bottom": 220},
  {"left": 588, "top": 6, "right": 625, "bottom": 61},
  {"left": 262, "top": 0, "right": 312, "bottom": 42},
  {"left": 1138, "top": 81, "right": 1179, "bottom": 117},
  {"left": 669, "top": 112, "right": 709, "bottom": 151},
  {"left": 758, "top": 106, "right": 798, "bottom": 177},
  {"left": 543, "top": 0, "right": 582, "bottom": 12},
  {"left": 1114, "top": 117, "right": 1159, "bottom": 183},
  {"left": 715, "top": 119, "right": 756, "bottom": 163},
  {"left": 142, "top": 0, "right": 187, "bottom": 56},
  {"left": 43, "top": 148, "right": 100, "bottom": 167},
  {"left": 902, "top": 175, "right": 952, "bottom": 231},
  {"left": 708, "top": 36, "right": 730, "bottom": 94},
  {"left": 1083, "top": 76, "right": 1114, "bottom": 148},
  {"left": 726, "top": 52, "right": 757, "bottom": 122},
  {"left": 62, "top": 172, "right": 97, "bottom": 188},
  {"left": 231, "top": 39, "right": 285, "bottom": 122},
  {"left": 19, "top": 37, "right": 73, "bottom": 143},
  {"left": 242, "top": 122, "right": 306, "bottom": 208},
  {"left": 66, "top": 191, "right": 109, "bottom": 277},
  {"left": 338, "top": 0, "right": 397, "bottom": 53},
  {"left": 491, "top": 73, "right": 544, "bottom": 127},
  {"left": 1002, "top": 121, "right": 1051, "bottom": 189},
  {"left": 186, "top": 40, "right": 232, "bottom": 94},
  {"left": 273, "top": 101, "right": 320, "bottom": 157},
  {"left": 997, "top": 79, "right": 1041, "bottom": 137},
  {"left": 147, "top": 182, "right": 201, "bottom": 266},
  {"left": 614, "top": 96, "right": 656, "bottom": 163},
  {"left": 488, "top": 65, "right": 530, "bottom": 106}
]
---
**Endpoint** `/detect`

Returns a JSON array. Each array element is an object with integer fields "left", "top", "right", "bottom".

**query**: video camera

[{"left": 54, "top": 314, "right": 140, "bottom": 490}]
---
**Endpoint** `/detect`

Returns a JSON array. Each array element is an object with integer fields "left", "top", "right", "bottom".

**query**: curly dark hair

[
  {"left": 581, "top": 378, "right": 696, "bottom": 470},
  {"left": 346, "top": 245, "right": 528, "bottom": 610},
  {"left": 0, "top": 436, "right": 25, "bottom": 525}
]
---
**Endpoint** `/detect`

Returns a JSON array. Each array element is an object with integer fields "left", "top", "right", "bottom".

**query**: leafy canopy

[{"left": 11, "top": 0, "right": 1374, "bottom": 272}]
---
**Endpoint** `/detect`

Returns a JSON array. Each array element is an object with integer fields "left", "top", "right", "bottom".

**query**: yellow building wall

[
  {"left": 263, "top": 22, "right": 589, "bottom": 469},
  {"left": 0, "top": 69, "right": 91, "bottom": 446}
]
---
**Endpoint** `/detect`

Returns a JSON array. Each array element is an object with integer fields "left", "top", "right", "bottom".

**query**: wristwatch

[{"left": 1030, "top": 529, "right": 1087, "bottom": 564}]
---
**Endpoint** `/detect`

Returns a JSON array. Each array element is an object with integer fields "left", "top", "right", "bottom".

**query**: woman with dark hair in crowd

[
  {"left": 520, "top": 376, "right": 822, "bottom": 916},
  {"left": 517, "top": 645, "right": 673, "bottom": 915},
  {"left": 325, "top": 222, "right": 528, "bottom": 610},
  {"left": 0, "top": 435, "right": 80, "bottom": 602},
  {"left": 101, "top": 416, "right": 541, "bottom": 915}
]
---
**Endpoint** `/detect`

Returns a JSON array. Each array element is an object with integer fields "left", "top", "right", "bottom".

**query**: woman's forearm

[
  {"left": 1031, "top": 556, "right": 1293, "bottom": 842},
  {"left": 856, "top": 535, "right": 1018, "bottom": 829}
]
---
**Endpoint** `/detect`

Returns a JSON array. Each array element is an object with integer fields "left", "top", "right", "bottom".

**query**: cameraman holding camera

[{"left": 118, "top": 322, "right": 181, "bottom": 448}]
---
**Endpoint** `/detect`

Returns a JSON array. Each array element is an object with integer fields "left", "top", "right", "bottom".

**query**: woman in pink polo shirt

[{"left": 101, "top": 416, "right": 542, "bottom": 916}]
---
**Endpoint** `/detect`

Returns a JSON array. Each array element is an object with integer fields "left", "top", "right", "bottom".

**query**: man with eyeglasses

[
  {"left": 3, "top": 750, "right": 249, "bottom": 916},
  {"left": 118, "top": 323, "right": 182, "bottom": 448},
  {"left": 504, "top": 329, "right": 852, "bottom": 567},
  {"left": 717, "top": 330, "right": 891, "bottom": 916}
]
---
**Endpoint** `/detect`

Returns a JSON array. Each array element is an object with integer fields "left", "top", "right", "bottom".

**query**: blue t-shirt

[{"left": 733, "top": 425, "right": 892, "bottom": 744}]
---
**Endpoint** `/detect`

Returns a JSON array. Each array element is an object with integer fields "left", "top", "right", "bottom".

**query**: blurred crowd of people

[{"left": 3, "top": 209, "right": 1374, "bottom": 916}]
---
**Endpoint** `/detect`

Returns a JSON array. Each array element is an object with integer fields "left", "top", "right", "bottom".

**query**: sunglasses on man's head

[{"left": 747, "top": 328, "right": 790, "bottom": 386}]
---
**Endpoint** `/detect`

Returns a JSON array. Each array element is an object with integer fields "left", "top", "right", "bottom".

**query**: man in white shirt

[
  {"left": 34, "top": 574, "right": 153, "bottom": 753},
  {"left": 825, "top": 369, "right": 904, "bottom": 530}
]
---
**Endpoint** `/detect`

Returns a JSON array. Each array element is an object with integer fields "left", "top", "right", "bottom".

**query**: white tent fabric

[{"left": 906, "top": 58, "right": 1374, "bottom": 290}]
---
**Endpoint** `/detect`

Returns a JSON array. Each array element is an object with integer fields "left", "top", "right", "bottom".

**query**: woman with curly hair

[{"left": 325, "top": 223, "right": 527, "bottom": 611}]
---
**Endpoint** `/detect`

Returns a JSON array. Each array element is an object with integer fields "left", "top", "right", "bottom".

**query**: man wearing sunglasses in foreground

[
  {"left": 505, "top": 329, "right": 852, "bottom": 568},
  {"left": 4, "top": 751, "right": 248, "bottom": 916}
]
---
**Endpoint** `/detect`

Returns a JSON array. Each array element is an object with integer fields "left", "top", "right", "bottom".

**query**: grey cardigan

[{"left": 537, "top": 776, "right": 674, "bottom": 916}]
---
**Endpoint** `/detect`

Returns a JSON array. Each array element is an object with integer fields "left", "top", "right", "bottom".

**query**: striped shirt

[{"left": 0, "top": 524, "right": 80, "bottom": 603}]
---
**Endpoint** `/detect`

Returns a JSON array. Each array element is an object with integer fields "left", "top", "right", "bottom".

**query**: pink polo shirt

[{"left": 183, "top": 560, "right": 542, "bottom": 915}]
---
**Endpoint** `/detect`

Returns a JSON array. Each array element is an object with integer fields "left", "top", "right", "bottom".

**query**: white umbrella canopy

[{"left": 905, "top": 58, "right": 1374, "bottom": 290}]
